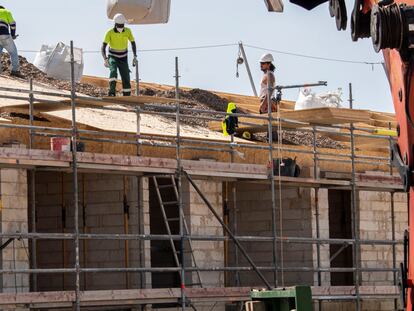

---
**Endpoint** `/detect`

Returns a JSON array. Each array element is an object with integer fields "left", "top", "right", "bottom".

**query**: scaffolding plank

[
  {"left": 311, "top": 285, "right": 399, "bottom": 296},
  {"left": 0, "top": 95, "right": 194, "bottom": 114},
  {"left": 101, "top": 95, "right": 196, "bottom": 106},
  {"left": 208, "top": 108, "right": 370, "bottom": 134},
  {"left": 0, "top": 287, "right": 252, "bottom": 308},
  {"left": 0, "top": 286, "right": 399, "bottom": 308}
]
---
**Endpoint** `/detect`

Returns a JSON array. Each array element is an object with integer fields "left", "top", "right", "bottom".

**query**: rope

[
  {"left": 244, "top": 44, "right": 383, "bottom": 66},
  {"left": 17, "top": 42, "right": 382, "bottom": 66}
]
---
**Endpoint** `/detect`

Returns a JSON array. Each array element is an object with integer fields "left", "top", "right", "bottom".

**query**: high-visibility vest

[
  {"left": 103, "top": 27, "right": 135, "bottom": 58},
  {"left": 0, "top": 9, "right": 16, "bottom": 36}
]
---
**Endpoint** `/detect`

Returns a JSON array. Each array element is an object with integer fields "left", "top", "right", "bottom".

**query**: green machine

[{"left": 247, "top": 287, "right": 312, "bottom": 311}]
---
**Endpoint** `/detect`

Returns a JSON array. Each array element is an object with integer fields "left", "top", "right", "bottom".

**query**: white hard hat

[
  {"left": 260, "top": 53, "right": 274, "bottom": 63},
  {"left": 114, "top": 13, "right": 127, "bottom": 24}
]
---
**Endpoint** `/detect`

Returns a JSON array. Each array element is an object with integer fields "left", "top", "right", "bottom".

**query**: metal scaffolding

[{"left": 0, "top": 42, "right": 405, "bottom": 310}]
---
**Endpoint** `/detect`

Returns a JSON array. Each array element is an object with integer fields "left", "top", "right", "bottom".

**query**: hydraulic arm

[{"left": 269, "top": 0, "right": 414, "bottom": 309}]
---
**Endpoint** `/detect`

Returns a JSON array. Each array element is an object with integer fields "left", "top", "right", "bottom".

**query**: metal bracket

[{"left": 391, "top": 143, "right": 412, "bottom": 192}]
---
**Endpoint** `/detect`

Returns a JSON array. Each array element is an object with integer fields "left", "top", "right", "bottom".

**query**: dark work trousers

[{"left": 108, "top": 55, "right": 131, "bottom": 96}]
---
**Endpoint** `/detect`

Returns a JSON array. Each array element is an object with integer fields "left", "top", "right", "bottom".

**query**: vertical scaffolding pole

[
  {"left": 312, "top": 126, "right": 322, "bottom": 311},
  {"left": 389, "top": 122, "right": 398, "bottom": 311},
  {"left": 82, "top": 174, "right": 87, "bottom": 290},
  {"left": 136, "top": 56, "right": 142, "bottom": 156},
  {"left": 28, "top": 78, "right": 38, "bottom": 292},
  {"left": 70, "top": 41, "right": 81, "bottom": 311},
  {"left": 135, "top": 59, "right": 143, "bottom": 290},
  {"left": 136, "top": 107, "right": 142, "bottom": 156},
  {"left": 232, "top": 184, "right": 240, "bottom": 286},
  {"left": 175, "top": 56, "right": 186, "bottom": 311},
  {"left": 136, "top": 78, "right": 144, "bottom": 288},
  {"left": 29, "top": 78, "right": 34, "bottom": 149},
  {"left": 267, "top": 72, "right": 278, "bottom": 287},
  {"left": 135, "top": 59, "right": 140, "bottom": 96},
  {"left": 349, "top": 83, "right": 361, "bottom": 311}
]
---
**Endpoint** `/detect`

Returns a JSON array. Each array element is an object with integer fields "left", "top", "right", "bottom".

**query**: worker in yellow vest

[
  {"left": 101, "top": 13, "right": 137, "bottom": 96},
  {"left": 0, "top": 6, "right": 22, "bottom": 77}
]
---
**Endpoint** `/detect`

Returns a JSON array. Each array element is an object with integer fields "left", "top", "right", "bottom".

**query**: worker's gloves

[
  {"left": 132, "top": 56, "right": 138, "bottom": 67},
  {"left": 104, "top": 58, "right": 109, "bottom": 68}
]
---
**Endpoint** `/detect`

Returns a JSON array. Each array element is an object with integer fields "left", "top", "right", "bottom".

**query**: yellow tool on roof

[{"left": 372, "top": 129, "right": 397, "bottom": 137}]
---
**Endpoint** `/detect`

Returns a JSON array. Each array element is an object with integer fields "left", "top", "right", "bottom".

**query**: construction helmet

[
  {"left": 114, "top": 13, "right": 127, "bottom": 24},
  {"left": 259, "top": 53, "right": 274, "bottom": 63}
]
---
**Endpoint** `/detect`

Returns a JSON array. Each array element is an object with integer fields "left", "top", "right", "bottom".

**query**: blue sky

[{"left": 2, "top": 0, "right": 392, "bottom": 112}]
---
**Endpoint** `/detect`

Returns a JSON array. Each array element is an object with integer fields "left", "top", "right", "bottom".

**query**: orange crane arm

[{"left": 285, "top": 0, "right": 414, "bottom": 308}]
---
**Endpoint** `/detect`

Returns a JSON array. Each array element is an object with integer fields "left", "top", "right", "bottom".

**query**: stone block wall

[
  {"left": 227, "top": 182, "right": 314, "bottom": 287},
  {"left": 313, "top": 187, "right": 408, "bottom": 311},
  {"left": 0, "top": 169, "right": 29, "bottom": 294},
  {"left": 35, "top": 172, "right": 144, "bottom": 291},
  {"left": 182, "top": 179, "right": 224, "bottom": 288}
]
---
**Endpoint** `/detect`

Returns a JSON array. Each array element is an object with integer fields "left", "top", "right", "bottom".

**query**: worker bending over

[
  {"left": 0, "top": 6, "right": 21, "bottom": 77},
  {"left": 102, "top": 13, "right": 138, "bottom": 96},
  {"left": 259, "top": 53, "right": 277, "bottom": 114}
]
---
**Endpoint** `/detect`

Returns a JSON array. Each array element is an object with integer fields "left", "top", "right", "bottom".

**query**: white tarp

[
  {"left": 33, "top": 42, "right": 84, "bottom": 82},
  {"left": 295, "top": 88, "right": 343, "bottom": 110},
  {"left": 107, "top": 0, "right": 171, "bottom": 24}
]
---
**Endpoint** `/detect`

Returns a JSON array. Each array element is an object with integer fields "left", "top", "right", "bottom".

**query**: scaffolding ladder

[{"left": 152, "top": 175, "right": 203, "bottom": 288}]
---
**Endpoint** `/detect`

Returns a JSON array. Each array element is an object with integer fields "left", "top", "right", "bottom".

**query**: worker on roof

[
  {"left": 259, "top": 53, "right": 277, "bottom": 114},
  {"left": 0, "top": 6, "right": 22, "bottom": 77},
  {"left": 101, "top": 13, "right": 138, "bottom": 96}
]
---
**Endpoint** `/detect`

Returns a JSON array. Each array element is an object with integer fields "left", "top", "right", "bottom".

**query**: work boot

[
  {"left": 10, "top": 71, "right": 24, "bottom": 78},
  {"left": 108, "top": 92, "right": 116, "bottom": 97}
]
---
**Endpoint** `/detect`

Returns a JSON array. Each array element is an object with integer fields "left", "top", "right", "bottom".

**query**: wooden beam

[
  {"left": 280, "top": 108, "right": 372, "bottom": 125},
  {"left": 0, "top": 148, "right": 402, "bottom": 190}
]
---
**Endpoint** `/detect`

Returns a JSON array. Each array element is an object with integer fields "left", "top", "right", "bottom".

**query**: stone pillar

[
  {"left": 141, "top": 177, "right": 152, "bottom": 288},
  {"left": 0, "top": 168, "right": 29, "bottom": 294},
  {"left": 184, "top": 179, "right": 224, "bottom": 288}
]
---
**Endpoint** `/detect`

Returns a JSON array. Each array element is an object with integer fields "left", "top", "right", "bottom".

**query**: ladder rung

[
  {"left": 155, "top": 175, "right": 174, "bottom": 179},
  {"left": 163, "top": 201, "right": 179, "bottom": 206},
  {"left": 167, "top": 217, "right": 180, "bottom": 222},
  {"left": 158, "top": 184, "right": 175, "bottom": 189},
  {"left": 175, "top": 250, "right": 193, "bottom": 254}
]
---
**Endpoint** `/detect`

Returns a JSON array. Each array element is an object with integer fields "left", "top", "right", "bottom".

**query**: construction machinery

[
  {"left": 263, "top": 0, "right": 414, "bottom": 310},
  {"left": 247, "top": 287, "right": 312, "bottom": 311}
]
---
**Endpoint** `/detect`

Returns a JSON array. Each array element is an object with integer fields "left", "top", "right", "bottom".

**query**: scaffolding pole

[
  {"left": 349, "top": 83, "right": 361, "bottom": 311},
  {"left": 175, "top": 56, "right": 186, "bottom": 311},
  {"left": 70, "top": 41, "right": 81, "bottom": 311},
  {"left": 267, "top": 71, "right": 278, "bottom": 288},
  {"left": 313, "top": 125, "right": 322, "bottom": 311}
]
